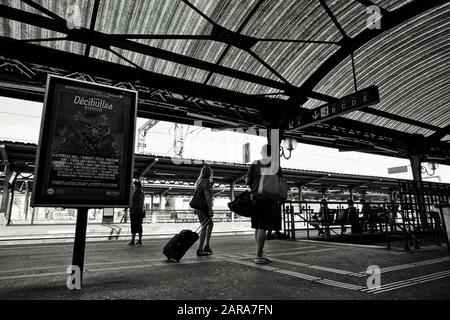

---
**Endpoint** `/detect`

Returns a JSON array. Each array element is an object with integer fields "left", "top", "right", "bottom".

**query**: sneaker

[
  {"left": 197, "top": 249, "right": 209, "bottom": 256},
  {"left": 127, "top": 241, "right": 135, "bottom": 246},
  {"left": 203, "top": 246, "right": 213, "bottom": 255},
  {"left": 136, "top": 241, "right": 142, "bottom": 246},
  {"left": 254, "top": 256, "right": 271, "bottom": 265}
]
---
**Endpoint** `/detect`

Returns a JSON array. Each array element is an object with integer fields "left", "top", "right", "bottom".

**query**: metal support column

[
  {"left": 7, "top": 184, "right": 15, "bottom": 225},
  {"left": 410, "top": 154, "right": 423, "bottom": 183},
  {"left": 150, "top": 195, "right": 156, "bottom": 224},
  {"left": 72, "top": 207, "right": 89, "bottom": 288},
  {"left": 230, "top": 182, "right": 235, "bottom": 222},
  {"left": 23, "top": 181, "right": 30, "bottom": 220},
  {"left": 0, "top": 169, "right": 12, "bottom": 219},
  {"left": 410, "top": 154, "right": 428, "bottom": 227}
]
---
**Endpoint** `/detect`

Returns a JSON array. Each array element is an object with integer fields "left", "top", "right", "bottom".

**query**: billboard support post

[{"left": 72, "top": 207, "right": 89, "bottom": 287}]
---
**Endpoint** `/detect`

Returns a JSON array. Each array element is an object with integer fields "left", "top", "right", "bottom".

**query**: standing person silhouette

[
  {"left": 319, "top": 199, "right": 331, "bottom": 237},
  {"left": 194, "top": 166, "right": 215, "bottom": 256},
  {"left": 128, "top": 180, "right": 145, "bottom": 246},
  {"left": 246, "top": 144, "right": 281, "bottom": 264}
]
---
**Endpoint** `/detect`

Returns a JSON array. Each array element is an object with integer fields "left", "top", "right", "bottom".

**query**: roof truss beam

[
  {"left": 318, "top": 0, "right": 349, "bottom": 40},
  {"left": 361, "top": 107, "right": 441, "bottom": 132},
  {"left": 0, "top": 37, "right": 282, "bottom": 112},
  {"left": 20, "top": 0, "right": 67, "bottom": 25},
  {"left": 84, "top": 0, "right": 101, "bottom": 58},
  {"left": 0, "top": 4, "right": 288, "bottom": 92},
  {"left": 203, "top": 0, "right": 266, "bottom": 85},
  {"left": 427, "top": 124, "right": 450, "bottom": 144}
]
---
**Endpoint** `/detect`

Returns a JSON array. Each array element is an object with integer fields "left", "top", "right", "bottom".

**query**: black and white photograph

[{"left": 0, "top": 0, "right": 449, "bottom": 313}]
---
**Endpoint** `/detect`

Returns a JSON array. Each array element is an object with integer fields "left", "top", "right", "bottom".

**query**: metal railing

[{"left": 282, "top": 195, "right": 449, "bottom": 250}]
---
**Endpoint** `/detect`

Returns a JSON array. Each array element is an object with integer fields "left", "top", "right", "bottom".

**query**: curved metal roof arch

[{"left": 0, "top": 0, "right": 448, "bottom": 164}]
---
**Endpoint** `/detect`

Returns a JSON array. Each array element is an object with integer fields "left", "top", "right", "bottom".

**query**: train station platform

[
  {"left": 0, "top": 234, "right": 449, "bottom": 300},
  {"left": 0, "top": 222, "right": 253, "bottom": 245}
]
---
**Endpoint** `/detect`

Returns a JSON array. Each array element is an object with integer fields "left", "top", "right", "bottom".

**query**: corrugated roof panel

[
  {"left": 0, "top": 0, "right": 94, "bottom": 28},
  {"left": 206, "top": 74, "right": 275, "bottom": 95},
  {"left": 372, "top": 0, "right": 413, "bottom": 11},
  {"left": 325, "top": 0, "right": 368, "bottom": 38},
  {"left": 89, "top": 46, "right": 121, "bottom": 64},
  {"left": 90, "top": 46, "right": 210, "bottom": 83},
  {"left": 278, "top": 42, "right": 339, "bottom": 87},
  {"left": 93, "top": 0, "right": 232, "bottom": 73},
  {"left": 306, "top": 3, "right": 450, "bottom": 133},
  {"left": 95, "top": 0, "right": 211, "bottom": 35},
  {"left": 0, "top": 19, "right": 85, "bottom": 54},
  {"left": 208, "top": 46, "right": 280, "bottom": 87},
  {"left": 342, "top": 111, "right": 436, "bottom": 136},
  {"left": 133, "top": 38, "right": 228, "bottom": 65},
  {"left": 241, "top": 0, "right": 340, "bottom": 42},
  {"left": 210, "top": 0, "right": 257, "bottom": 32}
]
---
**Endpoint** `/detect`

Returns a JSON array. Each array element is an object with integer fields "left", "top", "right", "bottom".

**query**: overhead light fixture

[
  {"left": 280, "top": 137, "right": 298, "bottom": 160},
  {"left": 421, "top": 162, "right": 439, "bottom": 176},
  {"left": 186, "top": 112, "right": 240, "bottom": 127}
]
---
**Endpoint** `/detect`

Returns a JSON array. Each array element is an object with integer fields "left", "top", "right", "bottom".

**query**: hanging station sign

[
  {"left": 388, "top": 166, "right": 409, "bottom": 174},
  {"left": 31, "top": 75, "right": 138, "bottom": 208},
  {"left": 287, "top": 86, "right": 380, "bottom": 131}
]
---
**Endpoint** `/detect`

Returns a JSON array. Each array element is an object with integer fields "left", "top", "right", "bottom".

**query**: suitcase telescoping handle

[{"left": 194, "top": 216, "right": 213, "bottom": 234}]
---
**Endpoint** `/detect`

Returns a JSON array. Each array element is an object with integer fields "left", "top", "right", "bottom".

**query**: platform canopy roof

[{"left": 0, "top": 0, "right": 449, "bottom": 164}]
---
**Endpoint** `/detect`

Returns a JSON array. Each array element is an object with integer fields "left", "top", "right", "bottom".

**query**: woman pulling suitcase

[
  {"left": 162, "top": 165, "right": 214, "bottom": 262},
  {"left": 193, "top": 165, "right": 215, "bottom": 256}
]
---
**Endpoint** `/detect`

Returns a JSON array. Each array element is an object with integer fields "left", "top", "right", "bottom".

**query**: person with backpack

[{"left": 193, "top": 165, "right": 215, "bottom": 256}]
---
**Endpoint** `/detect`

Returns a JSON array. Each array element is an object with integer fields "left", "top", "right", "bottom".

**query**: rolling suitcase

[{"left": 163, "top": 217, "right": 212, "bottom": 262}]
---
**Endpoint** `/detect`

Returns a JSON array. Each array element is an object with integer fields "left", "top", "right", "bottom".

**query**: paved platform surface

[
  {"left": 0, "top": 222, "right": 253, "bottom": 245},
  {"left": 0, "top": 234, "right": 449, "bottom": 300}
]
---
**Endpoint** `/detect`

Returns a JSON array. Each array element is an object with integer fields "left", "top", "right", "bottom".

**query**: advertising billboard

[{"left": 31, "top": 75, "right": 138, "bottom": 208}]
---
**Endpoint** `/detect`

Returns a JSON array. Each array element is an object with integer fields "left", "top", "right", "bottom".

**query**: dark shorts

[
  {"left": 130, "top": 215, "right": 143, "bottom": 234},
  {"left": 251, "top": 199, "right": 275, "bottom": 230},
  {"left": 196, "top": 209, "right": 212, "bottom": 226}
]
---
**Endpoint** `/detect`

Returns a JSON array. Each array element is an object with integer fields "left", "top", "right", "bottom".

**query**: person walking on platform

[
  {"left": 246, "top": 144, "right": 281, "bottom": 264},
  {"left": 128, "top": 180, "right": 145, "bottom": 246},
  {"left": 194, "top": 165, "right": 215, "bottom": 256}
]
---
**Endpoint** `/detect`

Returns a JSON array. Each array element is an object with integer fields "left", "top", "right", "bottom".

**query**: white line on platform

[
  {"left": 269, "top": 248, "right": 336, "bottom": 257},
  {"left": 246, "top": 246, "right": 317, "bottom": 255},
  {"left": 269, "top": 257, "right": 365, "bottom": 277},
  {"left": 86, "top": 259, "right": 221, "bottom": 273},
  {"left": 226, "top": 259, "right": 365, "bottom": 291},
  {"left": 0, "top": 271, "right": 66, "bottom": 281},
  {"left": 361, "top": 270, "right": 450, "bottom": 294},
  {"left": 356, "top": 257, "right": 450, "bottom": 276},
  {"left": 296, "top": 239, "right": 389, "bottom": 250}
]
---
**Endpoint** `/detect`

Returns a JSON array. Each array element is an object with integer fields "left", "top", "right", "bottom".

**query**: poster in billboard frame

[{"left": 31, "top": 75, "right": 138, "bottom": 208}]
